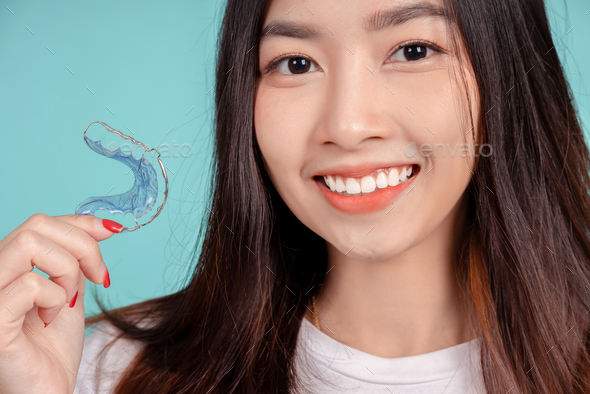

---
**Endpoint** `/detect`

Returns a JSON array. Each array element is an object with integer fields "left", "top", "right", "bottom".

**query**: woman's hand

[{"left": 0, "top": 213, "right": 121, "bottom": 394}]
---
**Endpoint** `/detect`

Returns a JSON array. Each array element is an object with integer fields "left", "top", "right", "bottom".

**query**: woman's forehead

[{"left": 263, "top": 0, "right": 448, "bottom": 29}]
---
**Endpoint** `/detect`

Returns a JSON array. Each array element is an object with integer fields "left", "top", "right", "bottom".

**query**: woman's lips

[{"left": 314, "top": 166, "right": 419, "bottom": 215}]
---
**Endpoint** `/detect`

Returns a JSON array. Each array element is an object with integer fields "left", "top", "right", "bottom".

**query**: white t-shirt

[
  {"left": 293, "top": 318, "right": 486, "bottom": 393},
  {"left": 75, "top": 317, "right": 486, "bottom": 393}
]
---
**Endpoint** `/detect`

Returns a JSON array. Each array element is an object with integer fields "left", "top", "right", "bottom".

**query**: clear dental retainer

[{"left": 75, "top": 121, "right": 169, "bottom": 233}]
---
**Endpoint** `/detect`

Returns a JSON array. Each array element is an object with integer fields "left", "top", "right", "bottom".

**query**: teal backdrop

[{"left": 0, "top": 0, "right": 589, "bottom": 337}]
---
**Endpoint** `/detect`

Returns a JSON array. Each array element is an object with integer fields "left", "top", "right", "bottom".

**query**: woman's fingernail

[
  {"left": 100, "top": 261, "right": 111, "bottom": 288},
  {"left": 69, "top": 284, "right": 79, "bottom": 308},
  {"left": 102, "top": 219, "right": 123, "bottom": 233}
]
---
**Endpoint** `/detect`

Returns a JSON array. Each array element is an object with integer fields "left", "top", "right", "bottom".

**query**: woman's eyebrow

[
  {"left": 260, "top": 2, "right": 447, "bottom": 42},
  {"left": 365, "top": 2, "right": 447, "bottom": 32}
]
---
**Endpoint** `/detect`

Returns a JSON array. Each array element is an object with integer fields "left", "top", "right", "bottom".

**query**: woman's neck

[{"left": 307, "top": 197, "right": 475, "bottom": 358}]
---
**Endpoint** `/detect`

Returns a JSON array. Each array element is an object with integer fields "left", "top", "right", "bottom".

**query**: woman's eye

[
  {"left": 263, "top": 41, "right": 442, "bottom": 75},
  {"left": 267, "top": 56, "right": 318, "bottom": 75},
  {"left": 389, "top": 43, "right": 441, "bottom": 62}
]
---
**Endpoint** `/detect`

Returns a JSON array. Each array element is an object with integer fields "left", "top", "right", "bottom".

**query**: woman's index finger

[
  {"left": 53, "top": 214, "right": 123, "bottom": 242},
  {"left": 2, "top": 214, "right": 119, "bottom": 285}
]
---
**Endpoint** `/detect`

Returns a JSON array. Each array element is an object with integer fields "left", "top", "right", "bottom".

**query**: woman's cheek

[{"left": 255, "top": 95, "right": 296, "bottom": 195}]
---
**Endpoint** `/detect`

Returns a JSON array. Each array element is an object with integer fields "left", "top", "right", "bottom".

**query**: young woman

[{"left": 1, "top": 0, "right": 589, "bottom": 392}]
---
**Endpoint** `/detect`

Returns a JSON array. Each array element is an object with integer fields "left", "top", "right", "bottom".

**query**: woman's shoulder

[{"left": 74, "top": 319, "right": 150, "bottom": 394}]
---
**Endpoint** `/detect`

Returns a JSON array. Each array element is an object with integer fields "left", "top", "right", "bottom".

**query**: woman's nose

[{"left": 317, "top": 54, "right": 397, "bottom": 150}]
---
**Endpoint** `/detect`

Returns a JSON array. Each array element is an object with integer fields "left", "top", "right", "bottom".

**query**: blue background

[{"left": 0, "top": 0, "right": 589, "bottom": 336}]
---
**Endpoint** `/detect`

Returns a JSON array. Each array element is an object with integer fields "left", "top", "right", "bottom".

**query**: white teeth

[
  {"left": 388, "top": 168, "right": 400, "bottom": 187},
  {"left": 399, "top": 167, "right": 407, "bottom": 182},
  {"left": 361, "top": 175, "right": 376, "bottom": 193},
  {"left": 324, "top": 175, "right": 335, "bottom": 191},
  {"left": 345, "top": 178, "right": 361, "bottom": 194},
  {"left": 321, "top": 165, "right": 415, "bottom": 195},
  {"left": 335, "top": 176, "right": 346, "bottom": 192},
  {"left": 376, "top": 171, "right": 389, "bottom": 189}
]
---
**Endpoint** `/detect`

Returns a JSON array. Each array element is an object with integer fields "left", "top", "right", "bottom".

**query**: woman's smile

[{"left": 313, "top": 164, "right": 419, "bottom": 214}]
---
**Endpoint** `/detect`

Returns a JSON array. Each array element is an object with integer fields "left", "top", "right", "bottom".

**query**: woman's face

[{"left": 254, "top": 0, "right": 480, "bottom": 260}]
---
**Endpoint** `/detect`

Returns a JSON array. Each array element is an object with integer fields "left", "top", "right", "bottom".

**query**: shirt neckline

[{"left": 297, "top": 316, "right": 482, "bottom": 385}]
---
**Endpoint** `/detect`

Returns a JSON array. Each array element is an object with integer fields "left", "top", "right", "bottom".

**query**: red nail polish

[
  {"left": 103, "top": 268, "right": 111, "bottom": 288},
  {"left": 44, "top": 322, "right": 50, "bottom": 328},
  {"left": 102, "top": 219, "right": 123, "bottom": 233},
  {"left": 69, "top": 290, "right": 78, "bottom": 308}
]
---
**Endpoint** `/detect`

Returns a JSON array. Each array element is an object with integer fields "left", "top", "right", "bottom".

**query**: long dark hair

[{"left": 84, "top": 0, "right": 590, "bottom": 392}]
